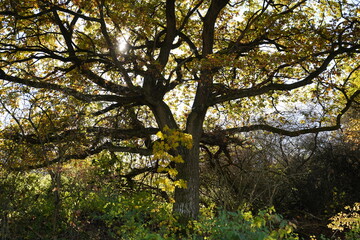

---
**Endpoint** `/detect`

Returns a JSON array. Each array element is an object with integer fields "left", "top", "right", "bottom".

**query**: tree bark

[
  {"left": 173, "top": 145, "right": 201, "bottom": 223},
  {"left": 49, "top": 167, "right": 62, "bottom": 240}
]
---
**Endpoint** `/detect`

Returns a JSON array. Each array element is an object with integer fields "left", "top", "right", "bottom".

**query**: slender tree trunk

[{"left": 49, "top": 167, "right": 62, "bottom": 240}]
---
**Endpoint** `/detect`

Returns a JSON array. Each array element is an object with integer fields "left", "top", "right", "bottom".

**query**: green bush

[
  {"left": 1, "top": 167, "right": 300, "bottom": 240},
  {"left": 190, "top": 207, "right": 298, "bottom": 240},
  {"left": 62, "top": 190, "right": 299, "bottom": 240},
  {"left": 0, "top": 171, "right": 58, "bottom": 240}
]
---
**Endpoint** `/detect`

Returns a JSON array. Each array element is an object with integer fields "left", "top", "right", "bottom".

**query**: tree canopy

[{"left": 0, "top": 0, "right": 359, "bottom": 221}]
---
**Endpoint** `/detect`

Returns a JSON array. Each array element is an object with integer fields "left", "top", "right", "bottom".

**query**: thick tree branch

[
  {"left": 186, "top": 0, "right": 230, "bottom": 133},
  {"left": 0, "top": 8, "right": 54, "bottom": 19},
  {"left": 101, "top": 142, "right": 152, "bottom": 156},
  {"left": 92, "top": 103, "right": 123, "bottom": 116},
  {"left": 80, "top": 67, "right": 137, "bottom": 96},
  {"left": 0, "top": 5, "right": 100, "bottom": 22},
  {"left": 158, "top": 0, "right": 177, "bottom": 67},
  {"left": 210, "top": 45, "right": 360, "bottom": 105},
  {"left": 178, "top": 0, "right": 204, "bottom": 32},
  {"left": 7, "top": 144, "right": 104, "bottom": 171},
  {"left": 51, "top": 9, "right": 76, "bottom": 57},
  {"left": 202, "top": 0, "right": 229, "bottom": 55},
  {"left": 201, "top": 133, "right": 246, "bottom": 147},
  {"left": 220, "top": 90, "right": 360, "bottom": 137},
  {"left": 0, "top": 71, "right": 130, "bottom": 103},
  {"left": 3, "top": 126, "right": 159, "bottom": 145},
  {"left": 87, "top": 127, "right": 159, "bottom": 139},
  {"left": 6, "top": 141, "right": 151, "bottom": 171}
]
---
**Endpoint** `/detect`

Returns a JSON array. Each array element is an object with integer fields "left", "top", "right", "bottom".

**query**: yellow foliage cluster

[
  {"left": 152, "top": 126, "right": 192, "bottom": 192},
  {"left": 328, "top": 202, "right": 360, "bottom": 232},
  {"left": 154, "top": 178, "right": 187, "bottom": 194},
  {"left": 155, "top": 126, "right": 193, "bottom": 150},
  {"left": 344, "top": 118, "right": 360, "bottom": 147}
]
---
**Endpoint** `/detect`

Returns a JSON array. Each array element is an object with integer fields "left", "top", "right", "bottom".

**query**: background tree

[{"left": 0, "top": 0, "right": 359, "bottom": 222}]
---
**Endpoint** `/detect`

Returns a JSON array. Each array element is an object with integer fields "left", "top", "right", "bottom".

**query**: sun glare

[{"left": 117, "top": 33, "right": 130, "bottom": 52}]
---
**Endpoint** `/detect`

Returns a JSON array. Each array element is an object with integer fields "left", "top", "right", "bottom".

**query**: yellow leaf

[{"left": 156, "top": 131, "right": 164, "bottom": 140}]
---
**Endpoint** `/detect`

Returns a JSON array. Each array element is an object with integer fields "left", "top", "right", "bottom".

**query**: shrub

[
  {"left": 328, "top": 202, "right": 360, "bottom": 240},
  {"left": 190, "top": 207, "right": 298, "bottom": 240}
]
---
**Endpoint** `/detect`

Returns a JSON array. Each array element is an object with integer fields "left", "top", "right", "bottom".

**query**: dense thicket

[{"left": 1, "top": 127, "right": 359, "bottom": 239}]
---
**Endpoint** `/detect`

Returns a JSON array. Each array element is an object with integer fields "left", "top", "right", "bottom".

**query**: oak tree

[{"left": 0, "top": 0, "right": 359, "bottom": 221}]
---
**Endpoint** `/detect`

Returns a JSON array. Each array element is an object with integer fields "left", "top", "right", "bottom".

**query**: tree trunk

[
  {"left": 173, "top": 100, "right": 207, "bottom": 222},
  {"left": 149, "top": 99, "right": 203, "bottom": 222},
  {"left": 49, "top": 167, "right": 62, "bottom": 240},
  {"left": 173, "top": 143, "right": 200, "bottom": 223}
]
